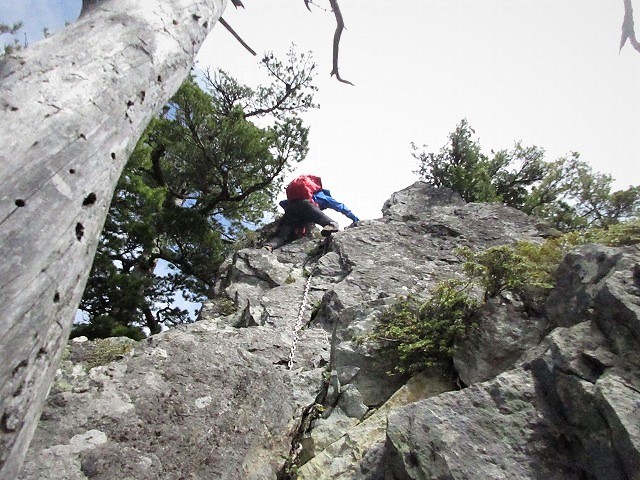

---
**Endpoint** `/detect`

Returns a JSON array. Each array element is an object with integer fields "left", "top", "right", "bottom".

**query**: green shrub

[
  {"left": 374, "top": 280, "right": 478, "bottom": 374},
  {"left": 71, "top": 315, "right": 146, "bottom": 341},
  {"left": 457, "top": 221, "right": 640, "bottom": 303},
  {"left": 372, "top": 220, "right": 640, "bottom": 375},
  {"left": 459, "top": 245, "right": 528, "bottom": 299},
  {"left": 560, "top": 219, "right": 640, "bottom": 247},
  {"left": 458, "top": 240, "right": 564, "bottom": 300}
]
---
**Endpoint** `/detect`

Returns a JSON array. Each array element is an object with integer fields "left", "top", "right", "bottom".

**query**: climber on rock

[{"left": 263, "top": 174, "right": 359, "bottom": 252}]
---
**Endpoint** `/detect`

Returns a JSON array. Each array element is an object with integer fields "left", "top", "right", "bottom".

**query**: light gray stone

[
  {"left": 20, "top": 184, "right": 640, "bottom": 480},
  {"left": 386, "top": 368, "right": 585, "bottom": 480},
  {"left": 454, "top": 295, "right": 549, "bottom": 385}
]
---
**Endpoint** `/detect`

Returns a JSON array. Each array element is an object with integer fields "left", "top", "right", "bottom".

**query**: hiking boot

[{"left": 321, "top": 224, "right": 339, "bottom": 237}]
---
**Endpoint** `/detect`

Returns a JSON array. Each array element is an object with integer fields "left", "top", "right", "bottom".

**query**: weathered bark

[{"left": 0, "top": 0, "right": 227, "bottom": 477}]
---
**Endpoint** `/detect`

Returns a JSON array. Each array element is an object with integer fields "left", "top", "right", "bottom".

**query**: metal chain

[
  {"left": 288, "top": 270, "right": 314, "bottom": 369},
  {"left": 287, "top": 237, "right": 331, "bottom": 370}
]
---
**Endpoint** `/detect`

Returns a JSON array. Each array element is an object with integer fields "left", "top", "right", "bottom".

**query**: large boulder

[
  {"left": 20, "top": 183, "right": 640, "bottom": 480},
  {"left": 385, "top": 244, "right": 640, "bottom": 480},
  {"left": 453, "top": 293, "right": 549, "bottom": 385},
  {"left": 19, "top": 324, "right": 328, "bottom": 480}
]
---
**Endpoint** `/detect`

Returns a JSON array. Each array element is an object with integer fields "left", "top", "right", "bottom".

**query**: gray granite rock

[
  {"left": 385, "top": 245, "right": 640, "bottom": 480},
  {"left": 20, "top": 184, "right": 640, "bottom": 480},
  {"left": 453, "top": 294, "right": 549, "bottom": 385}
]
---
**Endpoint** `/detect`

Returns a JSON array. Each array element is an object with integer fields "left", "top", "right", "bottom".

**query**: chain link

[
  {"left": 287, "top": 270, "right": 314, "bottom": 370},
  {"left": 287, "top": 237, "right": 331, "bottom": 370}
]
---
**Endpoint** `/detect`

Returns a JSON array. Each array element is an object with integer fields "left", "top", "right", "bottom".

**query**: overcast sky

[{"left": 2, "top": 0, "right": 639, "bottom": 226}]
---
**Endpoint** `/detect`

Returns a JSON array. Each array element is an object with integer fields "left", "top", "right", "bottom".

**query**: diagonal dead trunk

[{"left": 0, "top": 0, "right": 227, "bottom": 477}]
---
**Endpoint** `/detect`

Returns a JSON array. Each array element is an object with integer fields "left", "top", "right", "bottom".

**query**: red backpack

[{"left": 285, "top": 175, "right": 323, "bottom": 202}]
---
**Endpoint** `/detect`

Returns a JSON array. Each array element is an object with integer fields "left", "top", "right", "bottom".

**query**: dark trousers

[{"left": 266, "top": 200, "right": 337, "bottom": 249}]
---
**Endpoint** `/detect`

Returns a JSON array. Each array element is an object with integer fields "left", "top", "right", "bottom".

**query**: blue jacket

[
  {"left": 279, "top": 189, "right": 359, "bottom": 222},
  {"left": 313, "top": 190, "right": 359, "bottom": 222}
]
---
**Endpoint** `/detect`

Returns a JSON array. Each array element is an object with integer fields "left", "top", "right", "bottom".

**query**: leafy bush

[
  {"left": 414, "top": 120, "right": 640, "bottom": 232},
  {"left": 71, "top": 315, "right": 146, "bottom": 341},
  {"left": 457, "top": 220, "right": 640, "bottom": 302},
  {"left": 459, "top": 245, "right": 529, "bottom": 299},
  {"left": 458, "top": 241, "right": 563, "bottom": 300},
  {"left": 373, "top": 219, "right": 640, "bottom": 374},
  {"left": 374, "top": 280, "right": 478, "bottom": 374},
  {"left": 559, "top": 219, "right": 640, "bottom": 247}
]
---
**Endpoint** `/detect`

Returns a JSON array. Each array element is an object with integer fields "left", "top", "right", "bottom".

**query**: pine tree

[
  {"left": 77, "top": 49, "right": 317, "bottom": 338},
  {"left": 415, "top": 121, "right": 640, "bottom": 231}
]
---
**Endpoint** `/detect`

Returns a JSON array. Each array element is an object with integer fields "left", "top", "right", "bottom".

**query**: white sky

[{"left": 2, "top": 0, "right": 639, "bottom": 227}]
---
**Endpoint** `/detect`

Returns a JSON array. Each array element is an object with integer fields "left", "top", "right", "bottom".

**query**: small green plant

[
  {"left": 215, "top": 297, "right": 237, "bottom": 315},
  {"left": 85, "top": 340, "right": 133, "bottom": 369},
  {"left": 458, "top": 241, "right": 562, "bottom": 300},
  {"left": 459, "top": 245, "right": 527, "bottom": 299},
  {"left": 459, "top": 220, "right": 640, "bottom": 301},
  {"left": 278, "top": 448, "right": 304, "bottom": 480},
  {"left": 1, "top": 22, "right": 24, "bottom": 58},
  {"left": 560, "top": 219, "right": 640, "bottom": 247},
  {"left": 71, "top": 315, "right": 146, "bottom": 341},
  {"left": 312, "top": 403, "right": 326, "bottom": 414},
  {"left": 373, "top": 220, "right": 640, "bottom": 375},
  {"left": 373, "top": 280, "right": 478, "bottom": 374},
  {"left": 309, "top": 300, "right": 323, "bottom": 320}
]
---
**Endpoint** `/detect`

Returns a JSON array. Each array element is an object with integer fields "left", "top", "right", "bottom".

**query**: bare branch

[
  {"left": 219, "top": 17, "right": 256, "bottom": 56},
  {"left": 327, "top": 0, "right": 354, "bottom": 85},
  {"left": 620, "top": 0, "right": 640, "bottom": 53}
]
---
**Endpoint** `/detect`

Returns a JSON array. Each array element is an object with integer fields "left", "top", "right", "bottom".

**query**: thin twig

[
  {"left": 219, "top": 17, "right": 256, "bottom": 56},
  {"left": 327, "top": 0, "right": 354, "bottom": 85}
]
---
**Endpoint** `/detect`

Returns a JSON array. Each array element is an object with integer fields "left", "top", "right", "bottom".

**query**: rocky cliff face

[{"left": 17, "top": 183, "right": 640, "bottom": 480}]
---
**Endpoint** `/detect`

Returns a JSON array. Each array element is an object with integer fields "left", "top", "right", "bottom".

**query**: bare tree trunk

[{"left": 0, "top": 0, "right": 226, "bottom": 477}]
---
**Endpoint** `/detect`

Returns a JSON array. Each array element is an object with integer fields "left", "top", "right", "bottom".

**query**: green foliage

[
  {"left": 459, "top": 245, "right": 523, "bottom": 299},
  {"left": 414, "top": 120, "right": 640, "bottom": 231},
  {"left": 279, "top": 457, "right": 300, "bottom": 480},
  {"left": 413, "top": 120, "right": 497, "bottom": 203},
  {"left": 78, "top": 47, "right": 318, "bottom": 339},
  {"left": 558, "top": 219, "right": 640, "bottom": 248},
  {"left": 374, "top": 280, "right": 478, "bottom": 374},
  {"left": 460, "top": 220, "right": 640, "bottom": 303},
  {"left": 507, "top": 241, "right": 563, "bottom": 290},
  {"left": 372, "top": 242, "right": 557, "bottom": 374},
  {"left": 458, "top": 242, "right": 561, "bottom": 300},
  {"left": 374, "top": 219, "right": 640, "bottom": 374},
  {"left": 71, "top": 316, "right": 146, "bottom": 342},
  {"left": 216, "top": 297, "right": 237, "bottom": 316}
]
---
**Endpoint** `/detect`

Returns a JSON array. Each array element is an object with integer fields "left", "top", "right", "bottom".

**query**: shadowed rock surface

[{"left": 17, "top": 183, "right": 640, "bottom": 479}]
